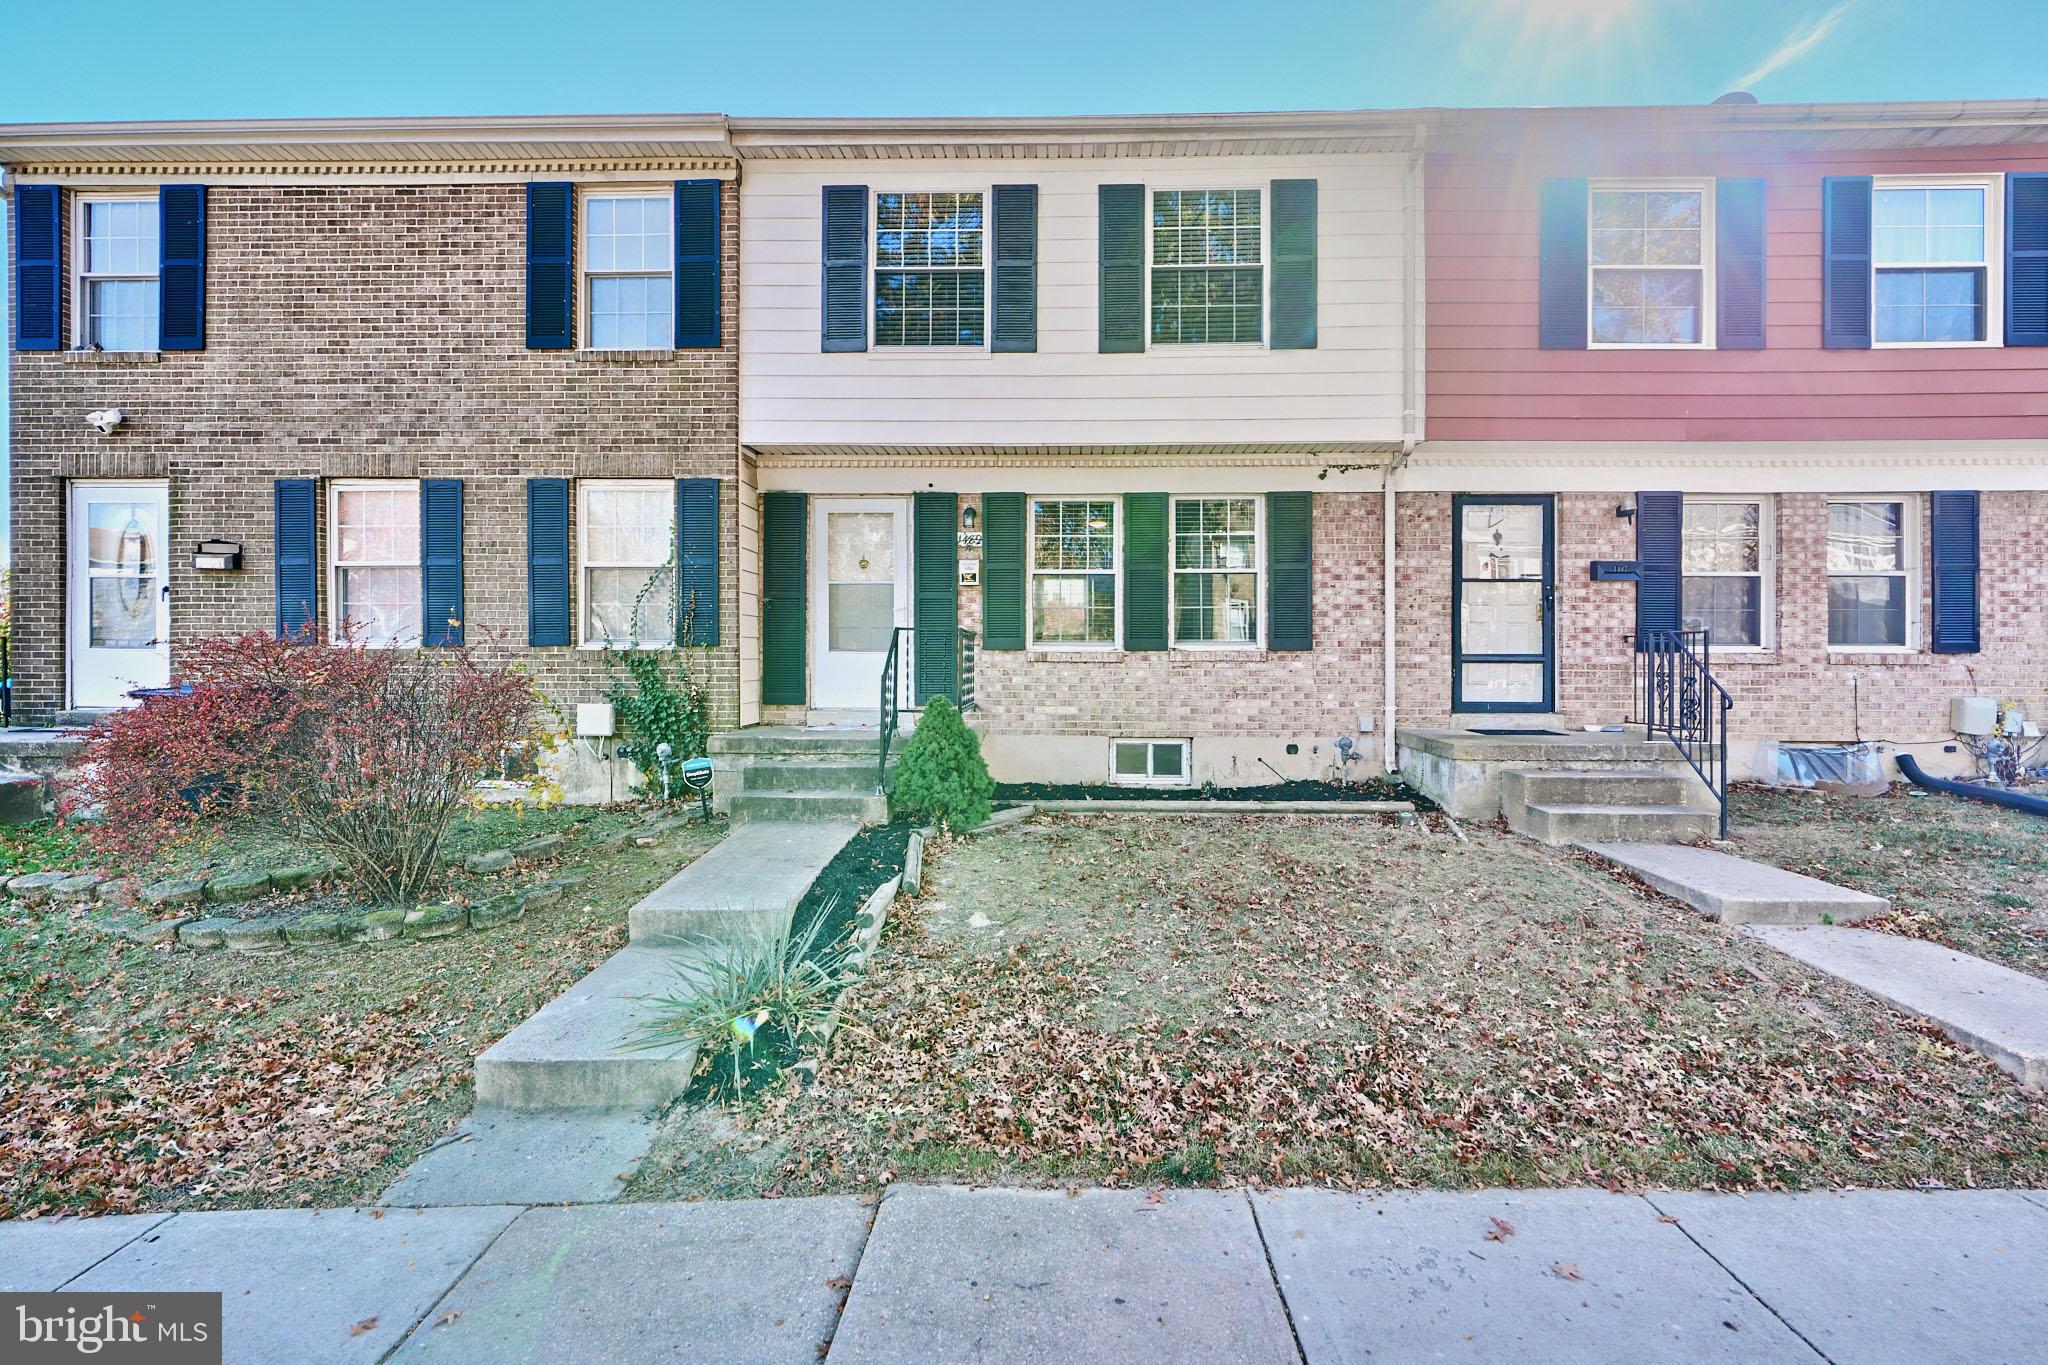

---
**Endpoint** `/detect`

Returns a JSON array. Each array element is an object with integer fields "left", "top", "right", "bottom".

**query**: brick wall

[{"left": 8, "top": 181, "right": 741, "bottom": 728}]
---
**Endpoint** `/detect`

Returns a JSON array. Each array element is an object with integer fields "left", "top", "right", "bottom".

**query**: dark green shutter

[
  {"left": 14, "top": 184, "right": 61, "bottom": 352},
  {"left": 761, "top": 492, "right": 808, "bottom": 705},
  {"left": 822, "top": 185, "right": 868, "bottom": 352},
  {"left": 992, "top": 185, "right": 1038, "bottom": 352},
  {"left": 981, "top": 493, "right": 1026, "bottom": 649},
  {"left": 421, "top": 479, "right": 464, "bottom": 646},
  {"left": 526, "top": 478, "right": 571, "bottom": 646},
  {"left": 1098, "top": 184, "right": 1144, "bottom": 353},
  {"left": 1821, "top": 176, "right": 1873, "bottom": 349},
  {"left": 1538, "top": 178, "right": 1589, "bottom": 350},
  {"left": 1123, "top": 492, "right": 1168, "bottom": 651},
  {"left": 526, "top": 183, "right": 574, "bottom": 349},
  {"left": 1716, "top": 177, "right": 1767, "bottom": 350},
  {"left": 1930, "top": 491, "right": 1981, "bottom": 654},
  {"left": 678, "top": 477, "right": 719, "bottom": 646},
  {"left": 674, "top": 179, "right": 720, "bottom": 349},
  {"left": 913, "top": 493, "right": 959, "bottom": 705},
  {"left": 274, "top": 478, "right": 318, "bottom": 641},
  {"left": 1267, "top": 492, "right": 1312, "bottom": 650},
  {"left": 158, "top": 184, "right": 207, "bottom": 351},
  {"left": 1270, "top": 179, "right": 1318, "bottom": 350},
  {"left": 2007, "top": 173, "right": 2048, "bottom": 346},
  {"left": 1634, "top": 491, "right": 1682, "bottom": 652}
]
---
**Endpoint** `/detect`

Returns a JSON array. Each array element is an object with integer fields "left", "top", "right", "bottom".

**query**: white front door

[
  {"left": 68, "top": 481, "right": 171, "bottom": 709},
  {"left": 811, "top": 497, "right": 911, "bottom": 712}
]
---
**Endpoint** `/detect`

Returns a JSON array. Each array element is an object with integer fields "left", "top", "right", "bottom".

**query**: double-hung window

[
  {"left": 1873, "top": 179, "right": 1998, "bottom": 345},
  {"left": 580, "top": 480, "right": 675, "bottom": 647},
  {"left": 1029, "top": 499, "right": 1118, "bottom": 647},
  {"left": 1827, "top": 498, "right": 1915, "bottom": 649},
  {"left": 330, "top": 480, "right": 421, "bottom": 646},
  {"left": 583, "top": 190, "right": 673, "bottom": 349},
  {"left": 1589, "top": 182, "right": 1712, "bottom": 346},
  {"left": 77, "top": 194, "right": 159, "bottom": 352},
  {"left": 1171, "top": 497, "right": 1261, "bottom": 646},
  {"left": 1681, "top": 498, "right": 1771, "bottom": 649},
  {"left": 1151, "top": 188, "right": 1263, "bottom": 345},
  {"left": 874, "top": 191, "right": 985, "bottom": 347}
]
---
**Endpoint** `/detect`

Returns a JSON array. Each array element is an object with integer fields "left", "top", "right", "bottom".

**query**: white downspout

[{"left": 1385, "top": 124, "right": 1425, "bottom": 771}]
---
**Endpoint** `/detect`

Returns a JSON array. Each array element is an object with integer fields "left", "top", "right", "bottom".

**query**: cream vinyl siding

[{"left": 739, "top": 154, "right": 1412, "bottom": 448}]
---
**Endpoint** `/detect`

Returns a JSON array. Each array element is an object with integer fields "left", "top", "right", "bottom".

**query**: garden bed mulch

[{"left": 995, "top": 776, "right": 1430, "bottom": 809}]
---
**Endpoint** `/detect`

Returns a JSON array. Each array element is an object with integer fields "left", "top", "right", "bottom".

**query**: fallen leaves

[
  {"left": 1484, "top": 1217, "right": 1515, "bottom": 1242},
  {"left": 1551, "top": 1262, "right": 1582, "bottom": 1282}
]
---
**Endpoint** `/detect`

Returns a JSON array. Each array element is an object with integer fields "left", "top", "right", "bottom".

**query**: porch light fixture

[
  {"left": 961, "top": 505, "right": 978, "bottom": 531},
  {"left": 1615, "top": 499, "right": 1637, "bottom": 522}
]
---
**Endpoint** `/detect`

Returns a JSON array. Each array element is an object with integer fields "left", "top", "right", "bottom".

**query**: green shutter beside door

[
  {"left": 913, "top": 493, "right": 959, "bottom": 705},
  {"left": 761, "top": 492, "right": 808, "bottom": 706},
  {"left": 1267, "top": 492, "right": 1312, "bottom": 649},
  {"left": 980, "top": 493, "right": 1026, "bottom": 650},
  {"left": 1123, "top": 492, "right": 1168, "bottom": 651}
]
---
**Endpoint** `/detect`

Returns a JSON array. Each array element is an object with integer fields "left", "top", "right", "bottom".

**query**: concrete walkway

[
  {"left": 6, "top": 1186, "right": 2045, "bottom": 1363},
  {"left": 1581, "top": 840, "right": 1889, "bottom": 924}
]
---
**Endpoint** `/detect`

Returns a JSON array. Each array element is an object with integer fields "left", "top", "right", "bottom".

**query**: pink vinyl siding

[{"left": 1427, "top": 139, "right": 2048, "bottom": 441}]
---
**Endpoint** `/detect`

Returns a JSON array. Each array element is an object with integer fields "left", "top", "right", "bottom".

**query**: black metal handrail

[
  {"left": 877, "top": 626, "right": 978, "bottom": 794},
  {"left": 878, "top": 626, "right": 906, "bottom": 793},
  {"left": 1632, "top": 627, "right": 1734, "bottom": 838}
]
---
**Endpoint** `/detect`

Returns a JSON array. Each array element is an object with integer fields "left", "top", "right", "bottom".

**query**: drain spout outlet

[{"left": 1895, "top": 752, "right": 2048, "bottom": 818}]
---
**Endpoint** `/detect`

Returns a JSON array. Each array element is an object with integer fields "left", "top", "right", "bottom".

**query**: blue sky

[{"left": 4, "top": 0, "right": 2047, "bottom": 555}]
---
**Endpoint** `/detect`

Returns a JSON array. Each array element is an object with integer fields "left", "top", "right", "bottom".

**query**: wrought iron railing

[
  {"left": 1631, "top": 627, "right": 1734, "bottom": 838},
  {"left": 877, "top": 626, "right": 979, "bottom": 794},
  {"left": 1, "top": 634, "right": 11, "bottom": 727}
]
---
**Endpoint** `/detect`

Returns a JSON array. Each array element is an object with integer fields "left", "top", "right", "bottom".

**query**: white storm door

[
  {"left": 811, "top": 498, "right": 911, "bottom": 711},
  {"left": 69, "top": 480, "right": 172, "bottom": 709}
]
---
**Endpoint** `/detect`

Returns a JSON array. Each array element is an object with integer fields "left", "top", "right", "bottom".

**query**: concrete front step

[
  {"left": 1510, "top": 802, "right": 1716, "bottom": 846},
  {"left": 629, "top": 819, "right": 858, "bottom": 945},
  {"left": 472, "top": 945, "right": 702, "bottom": 1112},
  {"left": 710, "top": 726, "right": 896, "bottom": 759},
  {"left": 729, "top": 789, "right": 889, "bottom": 825},
  {"left": 1581, "top": 841, "right": 1889, "bottom": 925},
  {"left": 1503, "top": 767, "right": 1692, "bottom": 808},
  {"left": 740, "top": 757, "right": 886, "bottom": 792}
]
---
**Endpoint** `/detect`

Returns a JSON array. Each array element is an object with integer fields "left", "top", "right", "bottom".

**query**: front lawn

[
  {"left": 628, "top": 813, "right": 2048, "bottom": 1199},
  {"left": 0, "top": 805, "right": 724, "bottom": 1218}
]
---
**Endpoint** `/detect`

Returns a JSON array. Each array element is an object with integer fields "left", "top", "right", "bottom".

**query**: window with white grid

[
  {"left": 1681, "top": 498, "right": 1771, "bottom": 649},
  {"left": 1150, "top": 189, "right": 1263, "bottom": 345},
  {"left": 329, "top": 481, "right": 421, "bottom": 646},
  {"left": 1873, "top": 179, "right": 1999, "bottom": 345},
  {"left": 77, "top": 195, "right": 159, "bottom": 352},
  {"left": 1589, "top": 182, "right": 1712, "bottom": 346},
  {"left": 873, "top": 191, "right": 985, "bottom": 347},
  {"left": 1827, "top": 498, "right": 1915, "bottom": 649},
  {"left": 1029, "top": 499, "right": 1118, "bottom": 646},
  {"left": 583, "top": 191, "right": 673, "bottom": 349},
  {"left": 1172, "top": 497, "right": 1260, "bottom": 645},
  {"left": 580, "top": 481, "right": 676, "bottom": 647}
]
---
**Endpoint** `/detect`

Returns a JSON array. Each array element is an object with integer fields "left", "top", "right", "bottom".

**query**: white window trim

[
  {"left": 1586, "top": 178, "right": 1716, "bottom": 350},
  {"left": 1825, "top": 493, "right": 1919, "bottom": 653},
  {"left": 327, "top": 478, "right": 422, "bottom": 649},
  {"left": 577, "top": 478, "right": 677, "bottom": 650},
  {"left": 1025, "top": 496, "right": 1123, "bottom": 650},
  {"left": 1109, "top": 738, "right": 1192, "bottom": 787},
  {"left": 72, "top": 190, "right": 159, "bottom": 353},
  {"left": 1870, "top": 175, "right": 2003, "bottom": 350},
  {"left": 1168, "top": 494, "right": 1265, "bottom": 650},
  {"left": 1143, "top": 182, "right": 1271, "bottom": 352},
  {"left": 579, "top": 185, "right": 674, "bottom": 352},
  {"left": 868, "top": 187, "right": 992, "bottom": 352},
  {"left": 1681, "top": 495, "right": 1775, "bottom": 653}
]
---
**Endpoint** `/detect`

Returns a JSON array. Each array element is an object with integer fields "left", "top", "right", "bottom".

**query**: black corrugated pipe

[{"left": 1895, "top": 752, "right": 2048, "bottom": 818}]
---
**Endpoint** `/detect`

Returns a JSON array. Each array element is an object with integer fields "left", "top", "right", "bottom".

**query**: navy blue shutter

[
  {"left": 2006, "top": 173, "right": 2048, "bottom": 346},
  {"left": 1821, "top": 176, "right": 1873, "bottom": 349},
  {"left": 1716, "top": 177, "right": 1766, "bottom": 350},
  {"left": 992, "top": 184, "right": 1038, "bottom": 353},
  {"left": 1930, "top": 491, "right": 1981, "bottom": 654},
  {"left": 1634, "top": 491, "right": 1682, "bottom": 652},
  {"left": 674, "top": 179, "right": 720, "bottom": 349},
  {"left": 821, "top": 185, "right": 868, "bottom": 352},
  {"left": 158, "top": 184, "right": 206, "bottom": 351},
  {"left": 274, "top": 478, "right": 318, "bottom": 641},
  {"left": 677, "top": 477, "right": 720, "bottom": 647},
  {"left": 527, "top": 478, "right": 571, "bottom": 646},
  {"left": 526, "top": 183, "right": 574, "bottom": 349},
  {"left": 14, "top": 184, "right": 62, "bottom": 352},
  {"left": 1538, "top": 178, "right": 1589, "bottom": 350},
  {"left": 1270, "top": 178, "right": 1318, "bottom": 350},
  {"left": 421, "top": 479, "right": 464, "bottom": 646}
]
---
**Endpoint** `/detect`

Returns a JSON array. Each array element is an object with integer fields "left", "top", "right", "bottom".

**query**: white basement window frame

[
  {"left": 1170, "top": 495, "right": 1263, "bottom": 648},
  {"left": 73, "top": 191, "right": 160, "bottom": 353},
  {"left": 1871, "top": 175, "right": 2002, "bottom": 348},
  {"left": 1110, "top": 738, "right": 1191, "bottom": 787},
  {"left": 1587, "top": 178, "right": 1715, "bottom": 349},
  {"left": 1826, "top": 495, "right": 1918, "bottom": 652},
  {"left": 579, "top": 479, "right": 677, "bottom": 649},
  {"left": 1027, "top": 497, "right": 1120, "bottom": 648},
  {"left": 872, "top": 189, "right": 988, "bottom": 349},
  {"left": 328, "top": 479, "right": 422, "bottom": 647},
  {"left": 1147, "top": 185, "right": 1267, "bottom": 347},
  {"left": 1680, "top": 496, "right": 1773, "bottom": 651},
  {"left": 581, "top": 187, "right": 674, "bottom": 350}
]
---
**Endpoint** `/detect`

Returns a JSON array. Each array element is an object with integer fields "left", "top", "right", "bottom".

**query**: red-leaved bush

[{"left": 70, "top": 633, "right": 538, "bottom": 905}]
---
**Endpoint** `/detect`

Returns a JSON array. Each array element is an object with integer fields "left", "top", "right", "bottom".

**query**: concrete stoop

[
  {"left": 1503, "top": 768, "right": 1716, "bottom": 845},
  {"left": 1581, "top": 841, "right": 1890, "bottom": 925},
  {"left": 711, "top": 724, "right": 899, "bottom": 827}
]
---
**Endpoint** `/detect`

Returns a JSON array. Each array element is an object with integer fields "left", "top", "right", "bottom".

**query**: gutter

[{"left": 1384, "top": 122, "right": 1425, "bottom": 772}]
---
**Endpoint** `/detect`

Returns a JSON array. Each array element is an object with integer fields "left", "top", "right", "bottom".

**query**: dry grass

[{"left": 629, "top": 813, "right": 2048, "bottom": 1200}]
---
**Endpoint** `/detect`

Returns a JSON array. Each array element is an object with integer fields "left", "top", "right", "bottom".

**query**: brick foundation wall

[{"left": 8, "top": 181, "right": 741, "bottom": 729}]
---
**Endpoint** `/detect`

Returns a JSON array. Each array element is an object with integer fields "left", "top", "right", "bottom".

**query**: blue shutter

[
  {"left": 674, "top": 179, "right": 720, "bottom": 349},
  {"left": 526, "top": 183, "right": 574, "bottom": 349},
  {"left": 677, "top": 477, "right": 720, "bottom": 647},
  {"left": 1716, "top": 177, "right": 1766, "bottom": 350},
  {"left": 14, "top": 184, "right": 62, "bottom": 352},
  {"left": 1270, "top": 179, "right": 1318, "bottom": 350},
  {"left": 1930, "top": 491, "right": 1981, "bottom": 654},
  {"left": 1634, "top": 491, "right": 1682, "bottom": 653},
  {"left": 821, "top": 185, "right": 867, "bottom": 352},
  {"left": 2006, "top": 173, "right": 2048, "bottom": 347},
  {"left": 274, "top": 478, "right": 318, "bottom": 641},
  {"left": 1098, "top": 185, "right": 1145, "bottom": 353},
  {"left": 992, "top": 185, "right": 1037, "bottom": 353},
  {"left": 158, "top": 184, "right": 206, "bottom": 351},
  {"left": 527, "top": 478, "right": 571, "bottom": 647},
  {"left": 1538, "top": 178, "right": 1589, "bottom": 350},
  {"left": 1821, "top": 176, "right": 1873, "bottom": 349},
  {"left": 421, "top": 479, "right": 464, "bottom": 646}
]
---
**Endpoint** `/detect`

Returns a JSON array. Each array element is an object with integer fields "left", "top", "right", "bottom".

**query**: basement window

[{"left": 1110, "top": 738, "right": 1190, "bottom": 787}]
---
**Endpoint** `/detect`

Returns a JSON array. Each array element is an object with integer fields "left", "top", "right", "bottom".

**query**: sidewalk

[{"left": 4, "top": 1185, "right": 2044, "bottom": 1364}]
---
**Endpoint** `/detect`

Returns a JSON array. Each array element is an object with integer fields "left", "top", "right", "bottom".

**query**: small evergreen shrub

[{"left": 890, "top": 696, "right": 993, "bottom": 830}]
